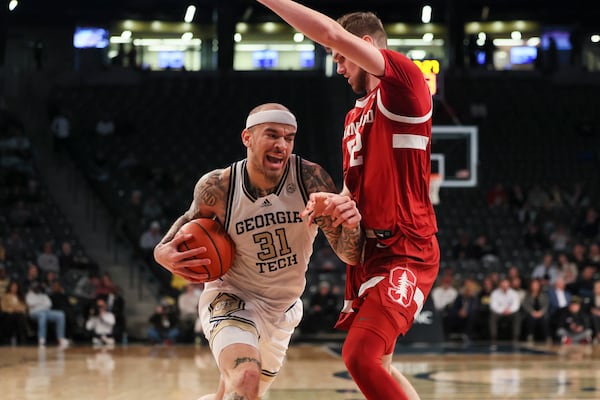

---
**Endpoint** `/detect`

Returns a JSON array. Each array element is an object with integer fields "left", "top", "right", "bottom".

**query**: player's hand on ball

[{"left": 154, "top": 233, "right": 211, "bottom": 282}]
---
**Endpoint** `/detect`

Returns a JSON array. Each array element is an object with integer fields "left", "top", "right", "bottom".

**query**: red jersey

[{"left": 342, "top": 49, "right": 437, "bottom": 245}]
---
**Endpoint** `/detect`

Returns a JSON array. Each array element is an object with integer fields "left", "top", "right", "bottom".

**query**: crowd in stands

[
  {"left": 431, "top": 181, "right": 600, "bottom": 345},
  {"left": 3, "top": 70, "right": 600, "bottom": 348},
  {"left": 0, "top": 105, "right": 129, "bottom": 348}
]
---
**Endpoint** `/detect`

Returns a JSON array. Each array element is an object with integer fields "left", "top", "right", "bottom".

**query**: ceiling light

[
  {"left": 423, "top": 33, "right": 434, "bottom": 42},
  {"left": 293, "top": 33, "right": 304, "bottom": 43},
  {"left": 263, "top": 22, "right": 276, "bottom": 33},
  {"left": 421, "top": 6, "right": 432, "bottom": 24},
  {"left": 8, "top": 0, "right": 18, "bottom": 11},
  {"left": 184, "top": 5, "right": 196, "bottom": 23},
  {"left": 234, "top": 33, "right": 242, "bottom": 43}
]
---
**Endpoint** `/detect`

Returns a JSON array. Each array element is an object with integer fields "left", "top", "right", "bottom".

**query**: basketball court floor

[{"left": 2, "top": 341, "right": 599, "bottom": 399}]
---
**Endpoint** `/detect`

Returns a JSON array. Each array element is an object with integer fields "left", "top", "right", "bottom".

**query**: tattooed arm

[
  {"left": 153, "top": 168, "right": 230, "bottom": 282},
  {"left": 300, "top": 160, "right": 363, "bottom": 265}
]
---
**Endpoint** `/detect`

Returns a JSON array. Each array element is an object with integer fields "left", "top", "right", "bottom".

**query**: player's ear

[
  {"left": 362, "top": 35, "right": 374, "bottom": 44},
  {"left": 241, "top": 128, "right": 251, "bottom": 147}
]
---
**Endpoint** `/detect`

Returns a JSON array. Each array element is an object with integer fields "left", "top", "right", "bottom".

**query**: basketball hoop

[{"left": 429, "top": 173, "right": 442, "bottom": 205}]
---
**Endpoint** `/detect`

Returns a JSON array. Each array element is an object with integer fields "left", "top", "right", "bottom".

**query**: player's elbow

[{"left": 338, "top": 253, "right": 360, "bottom": 266}]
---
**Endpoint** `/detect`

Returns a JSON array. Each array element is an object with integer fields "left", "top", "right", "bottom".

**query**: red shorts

[{"left": 336, "top": 235, "right": 439, "bottom": 349}]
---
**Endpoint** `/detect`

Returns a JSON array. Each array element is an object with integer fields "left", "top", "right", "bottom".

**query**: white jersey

[{"left": 203, "top": 154, "right": 318, "bottom": 314}]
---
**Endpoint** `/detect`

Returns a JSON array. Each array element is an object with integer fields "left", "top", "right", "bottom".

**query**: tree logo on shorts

[{"left": 388, "top": 267, "right": 416, "bottom": 307}]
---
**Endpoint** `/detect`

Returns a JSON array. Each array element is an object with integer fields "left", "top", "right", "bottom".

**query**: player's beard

[{"left": 350, "top": 69, "right": 368, "bottom": 94}]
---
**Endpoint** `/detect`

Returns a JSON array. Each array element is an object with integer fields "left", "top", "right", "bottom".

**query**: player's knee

[
  {"left": 342, "top": 338, "right": 371, "bottom": 374},
  {"left": 227, "top": 367, "right": 260, "bottom": 398}
]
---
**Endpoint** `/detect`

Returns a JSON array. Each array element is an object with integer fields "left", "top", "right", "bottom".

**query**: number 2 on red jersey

[{"left": 347, "top": 132, "right": 364, "bottom": 167}]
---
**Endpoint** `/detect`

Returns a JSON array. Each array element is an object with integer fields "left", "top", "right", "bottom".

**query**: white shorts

[{"left": 198, "top": 288, "right": 303, "bottom": 382}]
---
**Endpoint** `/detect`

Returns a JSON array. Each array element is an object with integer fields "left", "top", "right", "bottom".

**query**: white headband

[{"left": 245, "top": 109, "right": 297, "bottom": 129}]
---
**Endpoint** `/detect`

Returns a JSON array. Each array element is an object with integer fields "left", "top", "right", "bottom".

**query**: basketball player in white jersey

[{"left": 154, "top": 103, "right": 363, "bottom": 400}]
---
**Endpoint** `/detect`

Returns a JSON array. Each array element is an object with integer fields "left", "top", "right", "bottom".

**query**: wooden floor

[{"left": 2, "top": 341, "right": 600, "bottom": 399}]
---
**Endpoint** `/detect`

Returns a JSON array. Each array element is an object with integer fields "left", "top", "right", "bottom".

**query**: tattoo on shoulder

[
  {"left": 198, "top": 170, "right": 228, "bottom": 208},
  {"left": 302, "top": 161, "right": 337, "bottom": 194}
]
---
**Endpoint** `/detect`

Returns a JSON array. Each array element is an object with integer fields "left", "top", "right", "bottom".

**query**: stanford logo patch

[{"left": 388, "top": 267, "right": 417, "bottom": 307}]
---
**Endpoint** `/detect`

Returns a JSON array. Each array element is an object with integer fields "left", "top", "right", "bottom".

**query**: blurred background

[{"left": 0, "top": 0, "right": 599, "bottom": 346}]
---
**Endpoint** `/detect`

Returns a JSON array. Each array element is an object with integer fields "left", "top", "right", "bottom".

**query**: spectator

[
  {"left": 571, "top": 242, "right": 588, "bottom": 271},
  {"left": 531, "top": 252, "right": 559, "bottom": 287},
  {"left": 452, "top": 231, "right": 474, "bottom": 260},
  {"left": 73, "top": 272, "right": 100, "bottom": 316},
  {"left": 25, "top": 282, "right": 69, "bottom": 348},
  {"left": 486, "top": 183, "right": 508, "bottom": 208},
  {"left": 565, "top": 182, "right": 590, "bottom": 209},
  {"left": 177, "top": 283, "right": 203, "bottom": 343},
  {"left": 96, "top": 272, "right": 117, "bottom": 297},
  {"left": 556, "top": 252, "right": 578, "bottom": 285},
  {"left": 557, "top": 297, "right": 592, "bottom": 345},
  {"left": 1, "top": 280, "right": 29, "bottom": 345},
  {"left": 547, "top": 184, "right": 566, "bottom": 210},
  {"left": 471, "top": 233, "right": 499, "bottom": 263},
  {"left": 489, "top": 278, "right": 521, "bottom": 344},
  {"left": 508, "top": 184, "right": 528, "bottom": 222},
  {"left": 49, "top": 109, "right": 71, "bottom": 156},
  {"left": 431, "top": 276, "right": 458, "bottom": 313},
  {"left": 446, "top": 278, "right": 480, "bottom": 342},
  {"left": 511, "top": 276, "right": 527, "bottom": 304},
  {"left": 526, "top": 184, "right": 550, "bottom": 211},
  {"left": 577, "top": 207, "right": 599, "bottom": 241},
  {"left": 0, "top": 238, "right": 5, "bottom": 262},
  {"left": 21, "top": 262, "right": 42, "bottom": 292},
  {"left": 5, "top": 230, "right": 26, "bottom": 260},
  {"left": 0, "top": 266, "right": 8, "bottom": 295},
  {"left": 58, "top": 241, "right": 81, "bottom": 272},
  {"left": 548, "top": 276, "right": 572, "bottom": 332},
  {"left": 37, "top": 240, "right": 60, "bottom": 274},
  {"left": 586, "top": 280, "right": 600, "bottom": 344},
  {"left": 476, "top": 276, "right": 495, "bottom": 340},
  {"left": 86, "top": 297, "right": 116, "bottom": 347},
  {"left": 523, "top": 223, "right": 550, "bottom": 251},
  {"left": 302, "top": 281, "right": 340, "bottom": 334},
  {"left": 95, "top": 112, "right": 115, "bottom": 137},
  {"left": 103, "top": 286, "right": 126, "bottom": 342},
  {"left": 507, "top": 265, "right": 526, "bottom": 289},
  {"left": 43, "top": 270, "right": 60, "bottom": 291},
  {"left": 587, "top": 243, "right": 600, "bottom": 267},
  {"left": 549, "top": 223, "right": 571, "bottom": 253},
  {"left": 522, "top": 279, "right": 551, "bottom": 344},
  {"left": 48, "top": 280, "right": 77, "bottom": 338},
  {"left": 147, "top": 302, "right": 179, "bottom": 345},
  {"left": 140, "top": 221, "right": 162, "bottom": 252},
  {"left": 568, "top": 265, "right": 596, "bottom": 301}
]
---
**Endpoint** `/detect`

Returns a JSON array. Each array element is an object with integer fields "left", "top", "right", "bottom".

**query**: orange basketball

[{"left": 177, "top": 218, "right": 235, "bottom": 282}]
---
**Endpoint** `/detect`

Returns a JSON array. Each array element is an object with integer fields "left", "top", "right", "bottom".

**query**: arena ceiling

[{"left": 6, "top": 0, "right": 597, "bottom": 27}]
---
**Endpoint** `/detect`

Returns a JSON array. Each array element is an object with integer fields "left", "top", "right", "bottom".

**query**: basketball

[{"left": 177, "top": 218, "right": 235, "bottom": 282}]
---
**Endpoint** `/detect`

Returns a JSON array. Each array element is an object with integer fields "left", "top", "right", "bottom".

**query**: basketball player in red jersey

[{"left": 258, "top": 2, "right": 439, "bottom": 399}]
